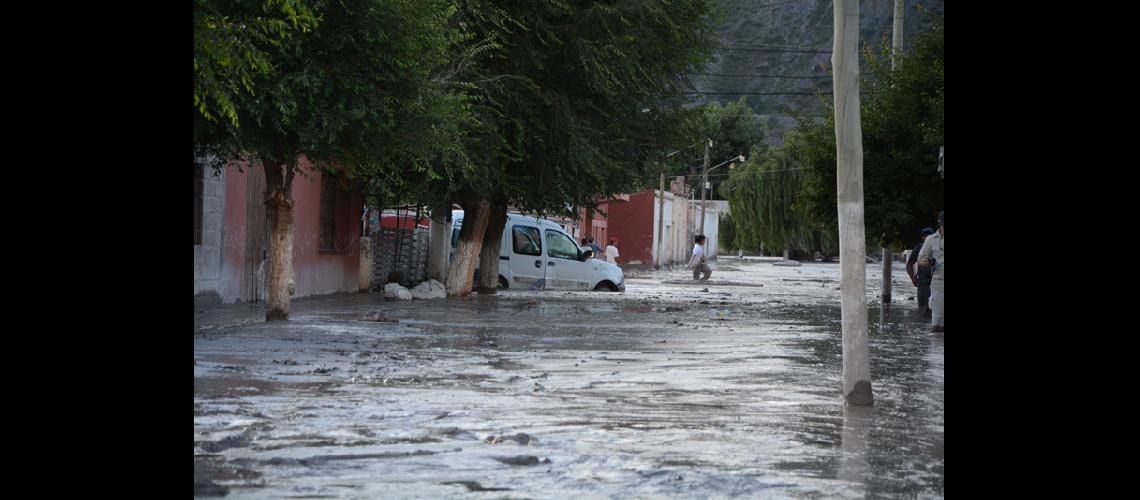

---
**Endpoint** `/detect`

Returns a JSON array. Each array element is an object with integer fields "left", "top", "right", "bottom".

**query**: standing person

[
  {"left": 906, "top": 227, "right": 935, "bottom": 318},
  {"left": 918, "top": 211, "right": 944, "bottom": 333},
  {"left": 605, "top": 237, "right": 620, "bottom": 264},
  {"left": 690, "top": 235, "right": 712, "bottom": 281}
]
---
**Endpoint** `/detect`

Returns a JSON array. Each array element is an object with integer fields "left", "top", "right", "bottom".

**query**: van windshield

[{"left": 545, "top": 229, "right": 580, "bottom": 260}]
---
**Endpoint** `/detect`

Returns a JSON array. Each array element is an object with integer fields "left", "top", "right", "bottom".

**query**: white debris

[
  {"left": 383, "top": 282, "right": 413, "bottom": 301},
  {"left": 410, "top": 279, "right": 446, "bottom": 300}
]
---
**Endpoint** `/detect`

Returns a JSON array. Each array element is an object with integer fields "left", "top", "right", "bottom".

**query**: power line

[
  {"left": 687, "top": 73, "right": 873, "bottom": 79},
  {"left": 716, "top": 46, "right": 832, "bottom": 54},
  {"left": 684, "top": 91, "right": 869, "bottom": 96},
  {"left": 684, "top": 91, "right": 823, "bottom": 96},
  {"left": 688, "top": 73, "right": 832, "bottom": 79}
]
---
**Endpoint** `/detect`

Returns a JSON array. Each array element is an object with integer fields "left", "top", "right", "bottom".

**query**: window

[
  {"left": 512, "top": 225, "right": 542, "bottom": 256},
  {"left": 194, "top": 164, "right": 204, "bottom": 245},
  {"left": 320, "top": 175, "right": 345, "bottom": 252},
  {"left": 545, "top": 230, "right": 580, "bottom": 260}
]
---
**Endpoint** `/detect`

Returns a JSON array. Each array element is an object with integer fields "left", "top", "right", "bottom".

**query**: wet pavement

[{"left": 194, "top": 257, "right": 943, "bottom": 498}]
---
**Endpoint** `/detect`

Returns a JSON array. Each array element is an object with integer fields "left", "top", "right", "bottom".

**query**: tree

[
  {"left": 692, "top": 97, "right": 767, "bottom": 199},
  {"left": 796, "top": 14, "right": 944, "bottom": 250},
  {"left": 721, "top": 133, "right": 837, "bottom": 258},
  {"left": 718, "top": 212, "right": 736, "bottom": 253},
  {"left": 435, "top": 0, "right": 721, "bottom": 297},
  {"left": 194, "top": 0, "right": 469, "bottom": 320},
  {"left": 194, "top": 0, "right": 319, "bottom": 127}
]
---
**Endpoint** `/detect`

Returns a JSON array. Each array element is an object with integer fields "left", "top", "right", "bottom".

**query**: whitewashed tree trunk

[
  {"left": 833, "top": 0, "right": 872, "bottom": 406},
  {"left": 477, "top": 203, "right": 507, "bottom": 293},
  {"left": 427, "top": 201, "right": 452, "bottom": 284},
  {"left": 446, "top": 199, "right": 490, "bottom": 298},
  {"left": 264, "top": 164, "right": 296, "bottom": 321}
]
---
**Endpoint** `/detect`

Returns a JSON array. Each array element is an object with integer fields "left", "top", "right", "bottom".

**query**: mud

[{"left": 194, "top": 258, "right": 942, "bottom": 498}]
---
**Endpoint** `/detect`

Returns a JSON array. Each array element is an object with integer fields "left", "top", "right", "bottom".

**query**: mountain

[{"left": 696, "top": 0, "right": 945, "bottom": 142}]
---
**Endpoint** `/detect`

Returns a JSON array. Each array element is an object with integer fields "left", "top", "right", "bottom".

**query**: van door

[
  {"left": 505, "top": 223, "right": 546, "bottom": 289},
  {"left": 543, "top": 229, "right": 591, "bottom": 290}
]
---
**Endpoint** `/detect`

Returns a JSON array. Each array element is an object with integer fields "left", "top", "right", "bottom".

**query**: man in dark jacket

[{"left": 907, "top": 227, "right": 935, "bottom": 318}]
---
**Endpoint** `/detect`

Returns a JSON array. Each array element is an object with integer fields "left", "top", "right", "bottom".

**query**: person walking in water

[
  {"left": 690, "top": 235, "right": 712, "bottom": 281},
  {"left": 918, "top": 211, "right": 944, "bottom": 333}
]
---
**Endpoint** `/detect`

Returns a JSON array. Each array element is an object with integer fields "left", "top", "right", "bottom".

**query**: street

[{"left": 195, "top": 257, "right": 944, "bottom": 498}]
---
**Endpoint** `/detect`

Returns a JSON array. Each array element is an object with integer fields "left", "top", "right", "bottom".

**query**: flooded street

[{"left": 195, "top": 257, "right": 943, "bottom": 498}]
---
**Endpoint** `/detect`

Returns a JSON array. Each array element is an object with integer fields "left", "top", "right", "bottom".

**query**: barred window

[{"left": 320, "top": 177, "right": 338, "bottom": 252}]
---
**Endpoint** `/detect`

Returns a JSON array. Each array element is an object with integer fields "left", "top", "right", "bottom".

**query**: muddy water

[{"left": 195, "top": 260, "right": 942, "bottom": 498}]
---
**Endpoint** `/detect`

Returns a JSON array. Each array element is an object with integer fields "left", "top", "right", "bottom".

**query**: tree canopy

[
  {"left": 194, "top": 0, "right": 470, "bottom": 175},
  {"left": 796, "top": 14, "right": 944, "bottom": 249}
]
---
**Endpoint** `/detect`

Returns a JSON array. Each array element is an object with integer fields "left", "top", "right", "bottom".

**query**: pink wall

[
  {"left": 217, "top": 159, "right": 363, "bottom": 303},
  {"left": 289, "top": 159, "right": 363, "bottom": 298}
]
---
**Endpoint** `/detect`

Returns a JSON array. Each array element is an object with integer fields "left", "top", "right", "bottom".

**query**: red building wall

[{"left": 599, "top": 189, "right": 656, "bottom": 265}]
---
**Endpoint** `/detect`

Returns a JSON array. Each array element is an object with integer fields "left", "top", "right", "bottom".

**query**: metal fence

[{"left": 372, "top": 226, "right": 431, "bottom": 288}]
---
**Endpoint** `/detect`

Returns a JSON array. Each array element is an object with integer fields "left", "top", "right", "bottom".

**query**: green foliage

[
  {"left": 194, "top": 0, "right": 320, "bottom": 128},
  {"left": 420, "top": 0, "right": 721, "bottom": 217},
  {"left": 718, "top": 212, "right": 736, "bottom": 252},
  {"left": 670, "top": 97, "right": 766, "bottom": 198},
  {"left": 722, "top": 131, "right": 837, "bottom": 256},
  {"left": 194, "top": 0, "right": 470, "bottom": 183},
  {"left": 795, "top": 14, "right": 944, "bottom": 249}
]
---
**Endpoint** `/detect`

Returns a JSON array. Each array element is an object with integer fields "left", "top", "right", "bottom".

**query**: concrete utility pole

[
  {"left": 880, "top": 0, "right": 905, "bottom": 305},
  {"left": 833, "top": 0, "right": 872, "bottom": 406},
  {"left": 699, "top": 138, "right": 712, "bottom": 237},
  {"left": 656, "top": 170, "right": 665, "bottom": 268},
  {"left": 893, "top": 0, "right": 904, "bottom": 66}
]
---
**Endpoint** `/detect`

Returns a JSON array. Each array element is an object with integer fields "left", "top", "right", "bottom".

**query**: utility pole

[
  {"left": 834, "top": 0, "right": 872, "bottom": 406},
  {"left": 880, "top": 0, "right": 905, "bottom": 305},
  {"left": 656, "top": 170, "right": 665, "bottom": 268},
  {"left": 893, "top": 0, "right": 904, "bottom": 67},
  {"left": 699, "top": 138, "right": 712, "bottom": 237}
]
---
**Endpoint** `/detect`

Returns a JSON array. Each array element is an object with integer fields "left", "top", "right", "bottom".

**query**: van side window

[
  {"left": 512, "top": 225, "right": 542, "bottom": 256},
  {"left": 545, "top": 229, "right": 580, "bottom": 260}
]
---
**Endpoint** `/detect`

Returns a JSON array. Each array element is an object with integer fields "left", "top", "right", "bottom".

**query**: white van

[{"left": 451, "top": 211, "right": 625, "bottom": 291}]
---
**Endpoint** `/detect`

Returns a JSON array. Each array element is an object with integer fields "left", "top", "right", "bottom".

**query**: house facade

[
  {"left": 194, "top": 158, "right": 364, "bottom": 306},
  {"left": 592, "top": 180, "right": 721, "bottom": 267}
]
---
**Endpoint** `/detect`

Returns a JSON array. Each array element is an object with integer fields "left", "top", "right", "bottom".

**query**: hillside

[{"left": 696, "top": 0, "right": 945, "bottom": 142}]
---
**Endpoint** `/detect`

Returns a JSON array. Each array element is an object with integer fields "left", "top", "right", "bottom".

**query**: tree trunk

[
  {"left": 477, "top": 202, "right": 508, "bottom": 293},
  {"left": 264, "top": 164, "right": 296, "bottom": 321},
  {"left": 446, "top": 199, "right": 490, "bottom": 298},
  {"left": 833, "top": 0, "right": 872, "bottom": 406},
  {"left": 881, "top": 246, "right": 892, "bottom": 303},
  {"left": 427, "top": 201, "right": 452, "bottom": 283}
]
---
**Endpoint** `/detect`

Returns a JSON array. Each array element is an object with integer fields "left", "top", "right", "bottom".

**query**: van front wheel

[{"left": 594, "top": 280, "right": 619, "bottom": 292}]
